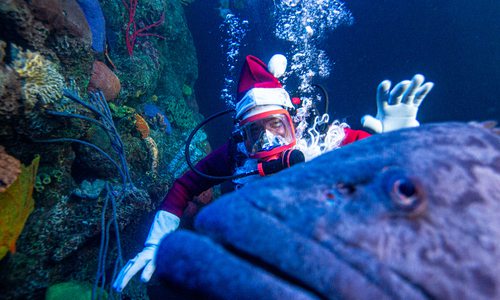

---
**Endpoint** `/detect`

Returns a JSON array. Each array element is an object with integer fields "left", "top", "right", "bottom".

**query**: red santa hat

[{"left": 235, "top": 55, "right": 293, "bottom": 121}]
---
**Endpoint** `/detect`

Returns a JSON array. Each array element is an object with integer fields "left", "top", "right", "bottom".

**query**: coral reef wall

[{"left": 0, "top": 0, "right": 210, "bottom": 299}]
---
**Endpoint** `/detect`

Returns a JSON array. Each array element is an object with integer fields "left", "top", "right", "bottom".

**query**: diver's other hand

[
  {"left": 112, "top": 245, "right": 156, "bottom": 292},
  {"left": 362, "top": 74, "right": 434, "bottom": 133},
  {"left": 112, "top": 210, "right": 180, "bottom": 292}
]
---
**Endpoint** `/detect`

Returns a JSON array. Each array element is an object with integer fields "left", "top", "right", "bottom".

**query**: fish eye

[
  {"left": 382, "top": 169, "right": 426, "bottom": 217},
  {"left": 394, "top": 178, "right": 416, "bottom": 199}
]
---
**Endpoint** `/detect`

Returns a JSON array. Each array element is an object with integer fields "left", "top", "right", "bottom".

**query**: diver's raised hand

[
  {"left": 112, "top": 210, "right": 180, "bottom": 292},
  {"left": 362, "top": 74, "right": 434, "bottom": 133}
]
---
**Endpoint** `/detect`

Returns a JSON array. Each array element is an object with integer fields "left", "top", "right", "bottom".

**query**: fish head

[{"left": 156, "top": 122, "right": 500, "bottom": 300}]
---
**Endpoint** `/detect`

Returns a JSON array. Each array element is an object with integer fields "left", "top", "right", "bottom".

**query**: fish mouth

[{"left": 156, "top": 199, "right": 434, "bottom": 300}]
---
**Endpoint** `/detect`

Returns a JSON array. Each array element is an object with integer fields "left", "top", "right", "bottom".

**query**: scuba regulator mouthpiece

[{"left": 257, "top": 149, "right": 305, "bottom": 176}]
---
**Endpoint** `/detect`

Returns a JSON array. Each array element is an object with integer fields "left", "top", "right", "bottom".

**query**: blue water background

[{"left": 185, "top": 0, "right": 500, "bottom": 147}]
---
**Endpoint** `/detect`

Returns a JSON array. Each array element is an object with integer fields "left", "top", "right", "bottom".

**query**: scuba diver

[{"left": 113, "top": 54, "right": 434, "bottom": 292}]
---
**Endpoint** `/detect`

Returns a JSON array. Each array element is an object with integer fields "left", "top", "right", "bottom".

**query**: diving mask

[{"left": 239, "top": 109, "right": 296, "bottom": 159}]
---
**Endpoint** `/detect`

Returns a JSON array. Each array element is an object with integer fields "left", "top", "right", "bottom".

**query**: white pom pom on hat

[{"left": 268, "top": 54, "right": 287, "bottom": 78}]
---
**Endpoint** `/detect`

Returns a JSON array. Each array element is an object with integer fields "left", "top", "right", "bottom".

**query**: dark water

[{"left": 186, "top": 0, "right": 500, "bottom": 148}]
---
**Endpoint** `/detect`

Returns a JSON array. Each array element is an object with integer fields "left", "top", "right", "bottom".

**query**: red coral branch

[{"left": 122, "top": 0, "right": 166, "bottom": 56}]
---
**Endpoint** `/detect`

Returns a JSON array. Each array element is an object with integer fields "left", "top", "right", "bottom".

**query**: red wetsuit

[{"left": 160, "top": 128, "right": 371, "bottom": 217}]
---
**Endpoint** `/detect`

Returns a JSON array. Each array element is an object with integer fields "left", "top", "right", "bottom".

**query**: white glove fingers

[
  {"left": 141, "top": 259, "right": 156, "bottom": 282},
  {"left": 112, "top": 211, "right": 180, "bottom": 293},
  {"left": 113, "top": 259, "right": 137, "bottom": 292},
  {"left": 388, "top": 80, "right": 411, "bottom": 105},
  {"left": 119, "top": 255, "right": 150, "bottom": 290},
  {"left": 376, "top": 80, "right": 391, "bottom": 108},
  {"left": 414, "top": 82, "right": 434, "bottom": 106},
  {"left": 361, "top": 115, "right": 383, "bottom": 133},
  {"left": 401, "top": 74, "right": 425, "bottom": 104}
]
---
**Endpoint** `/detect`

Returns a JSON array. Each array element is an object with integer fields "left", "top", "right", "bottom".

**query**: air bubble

[
  {"left": 219, "top": 13, "right": 249, "bottom": 108},
  {"left": 274, "top": 0, "right": 354, "bottom": 160}
]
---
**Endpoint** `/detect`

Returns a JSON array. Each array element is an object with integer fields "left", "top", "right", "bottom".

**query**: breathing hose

[
  {"left": 184, "top": 108, "right": 259, "bottom": 181},
  {"left": 312, "top": 83, "right": 329, "bottom": 115}
]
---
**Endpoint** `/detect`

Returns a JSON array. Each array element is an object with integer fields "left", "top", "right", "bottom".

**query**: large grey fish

[{"left": 154, "top": 122, "right": 500, "bottom": 300}]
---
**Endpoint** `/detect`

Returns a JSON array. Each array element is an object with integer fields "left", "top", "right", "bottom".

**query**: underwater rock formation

[
  {"left": 0, "top": 43, "right": 81, "bottom": 140},
  {"left": 0, "top": 41, "right": 22, "bottom": 126},
  {"left": 101, "top": 0, "right": 199, "bottom": 113},
  {"left": 0, "top": 146, "right": 21, "bottom": 193},
  {"left": 0, "top": 0, "right": 94, "bottom": 84},
  {"left": 156, "top": 122, "right": 500, "bottom": 300},
  {"left": 0, "top": 1, "right": 210, "bottom": 299},
  {"left": 87, "top": 60, "right": 121, "bottom": 101},
  {"left": 30, "top": 0, "right": 92, "bottom": 43}
]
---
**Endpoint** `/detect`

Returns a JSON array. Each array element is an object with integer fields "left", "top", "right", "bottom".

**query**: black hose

[
  {"left": 312, "top": 83, "right": 329, "bottom": 115},
  {"left": 185, "top": 109, "right": 259, "bottom": 181}
]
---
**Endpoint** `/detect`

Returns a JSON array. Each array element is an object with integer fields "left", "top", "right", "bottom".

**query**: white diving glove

[
  {"left": 361, "top": 74, "right": 434, "bottom": 133},
  {"left": 112, "top": 210, "right": 180, "bottom": 292}
]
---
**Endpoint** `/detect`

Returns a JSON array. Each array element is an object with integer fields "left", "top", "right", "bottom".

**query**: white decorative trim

[{"left": 235, "top": 88, "right": 293, "bottom": 119}]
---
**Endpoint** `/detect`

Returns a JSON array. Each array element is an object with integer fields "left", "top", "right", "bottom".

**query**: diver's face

[
  {"left": 240, "top": 112, "right": 295, "bottom": 158},
  {"left": 245, "top": 117, "right": 287, "bottom": 153},
  {"left": 251, "top": 117, "right": 287, "bottom": 139}
]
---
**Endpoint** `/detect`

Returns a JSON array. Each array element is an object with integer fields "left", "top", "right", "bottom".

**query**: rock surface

[
  {"left": 0, "top": 1, "right": 209, "bottom": 299},
  {"left": 87, "top": 60, "right": 121, "bottom": 101}
]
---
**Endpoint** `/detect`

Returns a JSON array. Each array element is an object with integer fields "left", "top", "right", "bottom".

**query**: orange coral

[
  {"left": 134, "top": 115, "right": 159, "bottom": 174},
  {"left": 0, "top": 146, "right": 21, "bottom": 193},
  {"left": 135, "top": 114, "right": 150, "bottom": 139}
]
